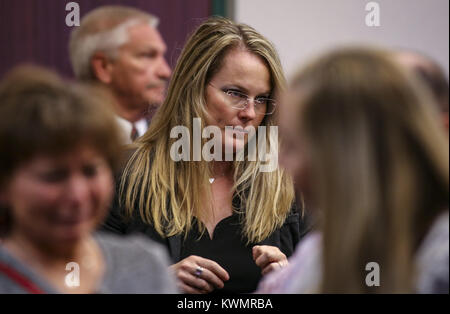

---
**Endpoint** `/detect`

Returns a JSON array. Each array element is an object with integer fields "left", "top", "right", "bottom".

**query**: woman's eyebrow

[
  {"left": 222, "top": 84, "right": 247, "bottom": 92},
  {"left": 225, "top": 84, "right": 271, "bottom": 95}
]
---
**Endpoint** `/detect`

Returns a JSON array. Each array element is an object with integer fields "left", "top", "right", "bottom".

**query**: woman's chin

[{"left": 52, "top": 222, "right": 93, "bottom": 243}]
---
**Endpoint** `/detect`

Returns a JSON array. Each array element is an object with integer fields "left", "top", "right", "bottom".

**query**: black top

[
  {"left": 101, "top": 151, "right": 312, "bottom": 293},
  {"left": 181, "top": 214, "right": 268, "bottom": 293},
  {"left": 102, "top": 192, "right": 310, "bottom": 293}
]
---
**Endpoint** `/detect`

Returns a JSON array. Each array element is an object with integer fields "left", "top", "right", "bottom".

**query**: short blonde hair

[
  {"left": 0, "top": 65, "right": 123, "bottom": 184},
  {"left": 0, "top": 65, "right": 123, "bottom": 236},
  {"left": 69, "top": 5, "right": 159, "bottom": 80}
]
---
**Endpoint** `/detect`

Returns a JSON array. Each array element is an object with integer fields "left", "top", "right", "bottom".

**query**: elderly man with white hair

[{"left": 69, "top": 6, "right": 172, "bottom": 143}]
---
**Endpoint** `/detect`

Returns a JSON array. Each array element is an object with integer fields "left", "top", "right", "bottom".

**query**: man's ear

[{"left": 91, "top": 52, "right": 114, "bottom": 84}]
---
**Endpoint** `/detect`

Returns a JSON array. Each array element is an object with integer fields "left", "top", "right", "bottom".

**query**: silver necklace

[{"left": 209, "top": 170, "right": 227, "bottom": 184}]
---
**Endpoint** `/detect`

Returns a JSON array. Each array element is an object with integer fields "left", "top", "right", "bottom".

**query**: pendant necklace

[{"left": 209, "top": 170, "right": 227, "bottom": 184}]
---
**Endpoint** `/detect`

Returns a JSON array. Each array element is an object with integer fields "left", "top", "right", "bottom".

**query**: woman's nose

[
  {"left": 238, "top": 99, "right": 257, "bottom": 120},
  {"left": 66, "top": 175, "right": 90, "bottom": 206}
]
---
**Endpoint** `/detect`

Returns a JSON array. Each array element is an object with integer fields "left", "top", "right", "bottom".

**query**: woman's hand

[
  {"left": 170, "top": 255, "right": 230, "bottom": 294},
  {"left": 252, "top": 245, "right": 288, "bottom": 276}
]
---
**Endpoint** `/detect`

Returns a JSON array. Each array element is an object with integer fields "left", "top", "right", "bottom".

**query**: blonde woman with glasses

[{"left": 103, "top": 17, "right": 309, "bottom": 294}]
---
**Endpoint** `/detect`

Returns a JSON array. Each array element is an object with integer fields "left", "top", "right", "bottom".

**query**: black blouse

[
  {"left": 101, "top": 151, "right": 311, "bottom": 293},
  {"left": 101, "top": 192, "right": 310, "bottom": 293},
  {"left": 181, "top": 214, "right": 269, "bottom": 293}
]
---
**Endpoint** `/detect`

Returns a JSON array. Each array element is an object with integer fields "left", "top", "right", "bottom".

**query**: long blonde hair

[
  {"left": 121, "top": 17, "right": 295, "bottom": 243},
  {"left": 290, "top": 48, "right": 449, "bottom": 293}
]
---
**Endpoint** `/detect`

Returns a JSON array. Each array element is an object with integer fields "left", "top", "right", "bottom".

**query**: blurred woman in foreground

[
  {"left": 258, "top": 47, "right": 449, "bottom": 293},
  {"left": 0, "top": 66, "right": 176, "bottom": 293}
]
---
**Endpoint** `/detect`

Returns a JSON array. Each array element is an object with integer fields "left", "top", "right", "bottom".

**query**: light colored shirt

[
  {"left": 415, "top": 210, "right": 449, "bottom": 294},
  {"left": 115, "top": 116, "right": 148, "bottom": 144},
  {"left": 0, "top": 232, "right": 178, "bottom": 294},
  {"left": 256, "top": 232, "right": 321, "bottom": 294},
  {"left": 257, "top": 211, "right": 449, "bottom": 294}
]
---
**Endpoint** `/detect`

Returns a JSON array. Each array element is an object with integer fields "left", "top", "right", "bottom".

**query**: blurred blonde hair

[
  {"left": 289, "top": 47, "right": 449, "bottom": 293},
  {"left": 121, "top": 17, "right": 295, "bottom": 243}
]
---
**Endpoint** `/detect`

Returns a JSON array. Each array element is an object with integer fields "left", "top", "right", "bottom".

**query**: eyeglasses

[{"left": 209, "top": 83, "right": 276, "bottom": 115}]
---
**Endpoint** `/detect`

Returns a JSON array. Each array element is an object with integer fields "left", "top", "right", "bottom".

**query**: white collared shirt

[{"left": 115, "top": 116, "right": 148, "bottom": 144}]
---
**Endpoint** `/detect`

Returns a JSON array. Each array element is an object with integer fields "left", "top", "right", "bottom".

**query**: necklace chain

[{"left": 209, "top": 170, "right": 227, "bottom": 184}]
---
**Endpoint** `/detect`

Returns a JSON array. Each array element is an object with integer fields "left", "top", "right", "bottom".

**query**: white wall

[{"left": 234, "top": 0, "right": 449, "bottom": 79}]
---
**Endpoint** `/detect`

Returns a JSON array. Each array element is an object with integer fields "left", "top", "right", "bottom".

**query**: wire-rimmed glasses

[{"left": 209, "top": 83, "right": 277, "bottom": 115}]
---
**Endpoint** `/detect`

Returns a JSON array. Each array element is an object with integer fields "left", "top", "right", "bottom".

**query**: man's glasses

[{"left": 209, "top": 83, "right": 276, "bottom": 115}]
